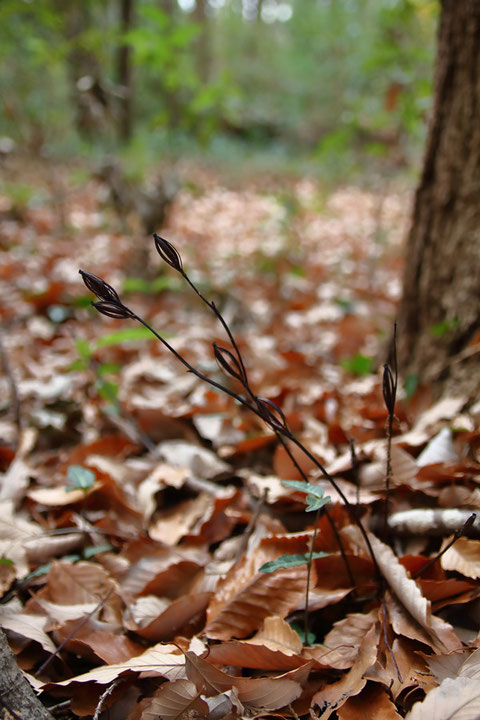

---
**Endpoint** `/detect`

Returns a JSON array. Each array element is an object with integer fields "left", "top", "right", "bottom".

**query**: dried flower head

[
  {"left": 213, "top": 343, "right": 246, "bottom": 384},
  {"left": 79, "top": 270, "right": 121, "bottom": 304},
  {"left": 92, "top": 300, "right": 134, "bottom": 320},
  {"left": 153, "top": 233, "right": 183, "bottom": 272},
  {"left": 382, "top": 363, "right": 396, "bottom": 416},
  {"left": 255, "top": 396, "right": 288, "bottom": 431}
]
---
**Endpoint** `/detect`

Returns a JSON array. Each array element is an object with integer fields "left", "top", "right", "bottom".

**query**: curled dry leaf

[
  {"left": 357, "top": 530, "right": 431, "bottom": 628},
  {"left": 248, "top": 616, "right": 303, "bottom": 655},
  {"left": 204, "top": 555, "right": 308, "bottom": 640},
  {"left": 440, "top": 537, "right": 480, "bottom": 579},
  {"left": 42, "top": 643, "right": 185, "bottom": 688},
  {"left": 206, "top": 640, "right": 309, "bottom": 672},
  {"left": 0, "top": 598, "right": 56, "bottom": 653},
  {"left": 406, "top": 676, "right": 480, "bottom": 720},
  {"left": 185, "top": 651, "right": 307, "bottom": 710},
  {"left": 337, "top": 682, "right": 402, "bottom": 720},
  {"left": 140, "top": 679, "right": 208, "bottom": 720},
  {"left": 385, "top": 592, "right": 461, "bottom": 654},
  {"left": 0, "top": 499, "right": 43, "bottom": 577},
  {"left": 308, "top": 609, "right": 378, "bottom": 670},
  {"left": 118, "top": 540, "right": 207, "bottom": 600},
  {"left": 125, "top": 592, "right": 211, "bottom": 641},
  {"left": 310, "top": 623, "right": 380, "bottom": 720}
]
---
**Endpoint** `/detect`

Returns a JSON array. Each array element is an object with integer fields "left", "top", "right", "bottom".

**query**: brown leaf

[
  {"left": 310, "top": 623, "right": 379, "bottom": 720},
  {"left": 441, "top": 537, "right": 480, "bottom": 579},
  {"left": 406, "top": 677, "right": 480, "bottom": 720},
  {"left": 0, "top": 599, "right": 56, "bottom": 653},
  {"left": 206, "top": 640, "right": 308, "bottom": 671},
  {"left": 337, "top": 682, "right": 402, "bottom": 719},
  {"left": 43, "top": 643, "right": 185, "bottom": 688},
  {"left": 126, "top": 592, "right": 211, "bottom": 641},
  {"left": 185, "top": 652, "right": 306, "bottom": 710},
  {"left": 204, "top": 555, "right": 308, "bottom": 640},
  {"left": 308, "top": 609, "right": 378, "bottom": 670},
  {"left": 248, "top": 616, "right": 303, "bottom": 655},
  {"left": 140, "top": 679, "right": 208, "bottom": 720}
]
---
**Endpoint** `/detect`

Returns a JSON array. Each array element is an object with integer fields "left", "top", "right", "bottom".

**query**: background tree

[{"left": 397, "top": 0, "right": 480, "bottom": 397}]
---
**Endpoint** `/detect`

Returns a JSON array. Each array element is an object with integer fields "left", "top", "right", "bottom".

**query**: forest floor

[{"left": 1, "top": 163, "right": 480, "bottom": 719}]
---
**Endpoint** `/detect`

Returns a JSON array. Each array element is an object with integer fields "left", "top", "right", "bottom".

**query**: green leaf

[
  {"left": 67, "top": 358, "right": 89, "bottom": 372},
  {"left": 66, "top": 465, "right": 95, "bottom": 491},
  {"left": 305, "top": 495, "right": 331, "bottom": 512},
  {"left": 0, "top": 557, "right": 14, "bottom": 566},
  {"left": 259, "top": 554, "right": 308, "bottom": 573},
  {"left": 289, "top": 622, "right": 316, "bottom": 646},
  {"left": 24, "top": 563, "right": 51, "bottom": 580},
  {"left": 430, "top": 318, "right": 459, "bottom": 338},
  {"left": 259, "top": 551, "right": 329, "bottom": 573},
  {"left": 282, "top": 480, "right": 331, "bottom": 512},
  {"left": 96, "top": 380, "right": 119, "bottom": 404},
  {"left": 95, "top": 327, "right": 154, "bottom": 347},
  {"left": 75, "top": 338, "right": 92, "bottom": 359},
  {"left": 83, "top": 544, "right": 113, "bottom": 559},
  {"left": 404, "top": 373, "right": 419, "bottom": 401},
  {"left": 97, "top": 363, "right": 121, "bottom": 376},
  {"left": 340, "top": 354, "right": 373, "bottom": 377}
]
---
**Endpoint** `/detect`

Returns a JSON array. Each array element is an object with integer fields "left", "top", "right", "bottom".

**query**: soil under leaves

[{"left": 1, "top": 165, "right": 480, "bottom": 719}]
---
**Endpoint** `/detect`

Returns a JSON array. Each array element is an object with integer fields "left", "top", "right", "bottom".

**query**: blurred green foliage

[{"left": 0, "top": 0, "right": 437, "bottom": 174}]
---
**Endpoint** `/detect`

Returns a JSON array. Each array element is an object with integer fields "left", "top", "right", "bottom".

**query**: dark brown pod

[
  {"left": 382, "top": 363, "right": 396, "bottom": 416},
  {"left": 153, "top": 233, "right": 183, "bottom": 272},
  {"left": 213, "top": 343, "right": 246, "bottom": 383},
  {"left": 79, "top": 270, "right": 121, "bottom": 304},
  {"left": 255, "top": 396, "right": 288, "bottom": 431},
  {"left": 92, "top": 301, "right": 133, "bottom": 319}
]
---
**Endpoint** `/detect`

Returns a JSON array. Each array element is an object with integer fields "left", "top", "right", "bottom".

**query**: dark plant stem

[
  {"left": 80, "top": 249, "right": 381, "bottom": 580},
  {"left": 411, "top": 512, "right": 476, "bottom": 579},
  {"left": 180, "top": 270, "right": 250, "bottom": 386},
  {"left": 175, "top": 267, "right": 380, "bottom": 578},
  {"left": 382, "top": 597, "right": 402, "bottom": 682},
  {"left": 383, "top": 323, "right": 398, "bottom": 535},
  {"left": 275, "top": 433, "right": 356, "bottom": 644}
]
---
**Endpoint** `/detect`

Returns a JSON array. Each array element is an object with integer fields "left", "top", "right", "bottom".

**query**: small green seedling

[{"left": 66, "top": 465, "right": 95, "bottom": 493}]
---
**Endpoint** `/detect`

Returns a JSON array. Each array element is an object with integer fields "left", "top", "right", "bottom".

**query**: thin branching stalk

[
  {"left": 382, "top": 323, "right": 398, "bottom": 535},
  {"left": 275, "top": 433, "right": 355, "bottom": 643},
  {"left": 411, "top": 512, "right": 476, "bottom": 579},
  {"left": 79, "top": 240, "right": 381, "bottom": 585}
]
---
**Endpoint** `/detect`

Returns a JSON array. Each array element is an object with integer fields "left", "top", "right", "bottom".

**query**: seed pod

[
  {"left": 382, "top": 363, "right": 396, "bottom": 416},
  {"left": 213, "top": 343, "right": 246, "bottom": 384},
  {"left": 153, "top": 233, "right": 183, "bottom": 272},
  {"left": 92, "top": 301, "right": 133, "bottom": 319},
  {"left": 255, "top": 396, "right": 288, "bottom": 431},
  {"left": 79, "top": 270, "right": 121, "bottom": 304}
]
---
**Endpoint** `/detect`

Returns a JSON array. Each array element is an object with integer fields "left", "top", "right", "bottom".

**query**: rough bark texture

[
  {"left": 0, "top": 630, "right": 54, "bottom": 720},
  {"left": 117, "top": 0, "right": 134, "bottom": 141},
  {"left": 397, "top": 0, "right": 480, "bottom": 397}
]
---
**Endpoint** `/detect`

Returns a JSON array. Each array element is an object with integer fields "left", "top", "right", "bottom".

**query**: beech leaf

[
  {"left": 259, "top": 552, "right": 329, "bottom": 573},
  {"left": 282, "top": 480, "right": 331, "bottom": 511}
]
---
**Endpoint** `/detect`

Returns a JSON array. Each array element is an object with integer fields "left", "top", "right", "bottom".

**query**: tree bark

[
  {"left": 397, "top": 0, "right": 480, "bottom": 398},
  {"left": 193, "top": 0, "right": 209, "bottom": 85},
  {"left": 0, "top": 630, "right": 54, "bottom": 720},
  {"left": 117, "top": 0, "right": 134, "bottom": 141}
]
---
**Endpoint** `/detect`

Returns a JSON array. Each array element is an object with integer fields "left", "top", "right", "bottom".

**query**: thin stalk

[
  {"left": 175, "top": 268, "right": 379, "bottom": 578},
  {"left": 412, "top": 513, "right": 476, "bottom": 579},
  {"left": 383, "top": 323, "right": 398, "bottom": 535},
  {"left": 181, "top": 270, "right": 249, "bottom": 386},
  {"left": 275, "top": 433, "right": 356, "bottom": 643}
]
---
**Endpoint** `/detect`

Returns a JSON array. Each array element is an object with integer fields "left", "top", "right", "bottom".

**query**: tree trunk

[
  {"left": 117, "top": 0, "right": 134, "bottom": 142},
  {"left": 397, "top": 0, "right": 480, "bottom": 398},
  {"left": 193, "top": 0, "right": 209, "bottom": 85},
  {"left": 0, "top": 630, "right": 54, "bottom": 720}
]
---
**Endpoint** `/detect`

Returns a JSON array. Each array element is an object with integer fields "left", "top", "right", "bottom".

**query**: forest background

[{"left": 5, "top": 2, "right": 480, "bottom": 720}]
